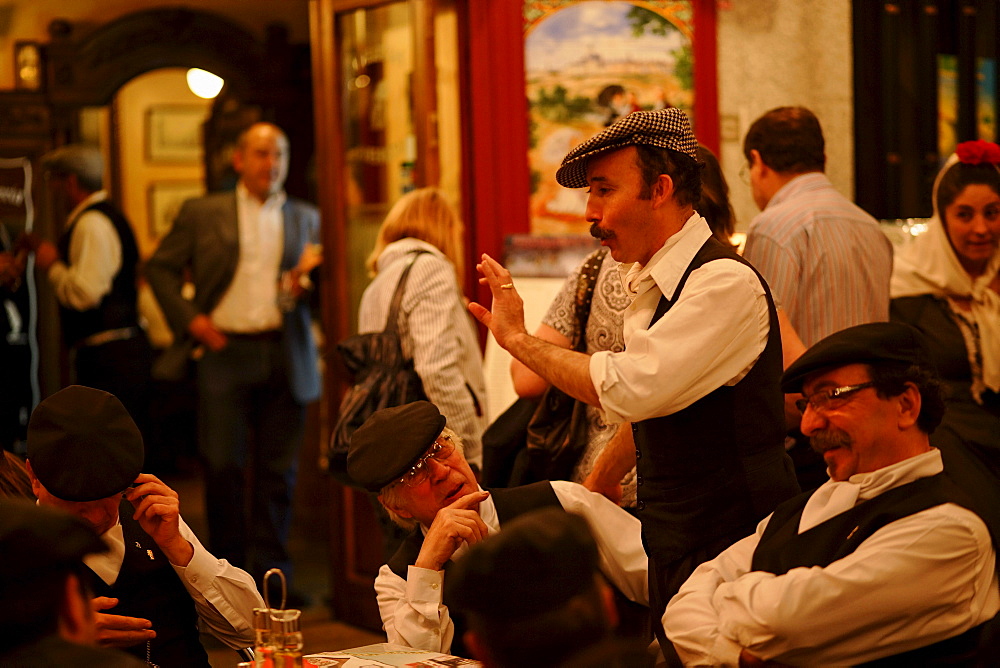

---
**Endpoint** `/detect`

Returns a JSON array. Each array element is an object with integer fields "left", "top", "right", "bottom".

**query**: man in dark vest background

[
  {"left": 27, "top": 144, "right": 152, "bottom": 437},
  {"left": 664, "top": 323, "right": 999, "bottom": 666},
  {"left": 348, "top": 401, "right": 648, "bottom": 657},
  {"left": 469, "top": 108, "right": 799, "bottom": 654},
  {"left": 24, "top": 385, "right": 263, "bottom": 667}
]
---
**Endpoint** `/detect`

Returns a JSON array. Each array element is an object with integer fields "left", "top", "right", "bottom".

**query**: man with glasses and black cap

[
  {"left": 469, "top": 108, "right": 799, "bottom": 654},
  {"left": 663, "top": 322, "right": 999, "bottom": 666},
  {"left": 347, "top": 400, "right": 648, "bottom": 656},
  {"left": 24, "top": 385, "right": 263, "bottom": 667}
]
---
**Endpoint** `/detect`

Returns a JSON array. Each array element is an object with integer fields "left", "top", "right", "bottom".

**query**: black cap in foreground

[
  {"left": 27, "top": 385, "right": 144, "bottom": 501},
  {"left": 446, "top": 508, "right": 600, "bottom": 619},
  {"left": 556, "top": 108, "right": 699, "bottom": 188},
  {"left": 347, "top": 401, "right": 447, "bottom": 492},
  {"left": 0, "top": 499, "right": 107, "bottom": 584},
  {"left": 781, "top": 322, "right": 932, "bottom": 393}
]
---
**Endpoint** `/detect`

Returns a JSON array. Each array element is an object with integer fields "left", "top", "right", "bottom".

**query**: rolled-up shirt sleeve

[
  {"left": 375, "top": 563, "right": 454, "bottom": 652},
  {"left": 590, "top": 260, "right": 770, "bottom": 424}
]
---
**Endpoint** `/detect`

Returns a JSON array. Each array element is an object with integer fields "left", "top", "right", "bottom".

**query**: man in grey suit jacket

[{"left": 146, "top": 123, "right": 321, "bottom": 598}]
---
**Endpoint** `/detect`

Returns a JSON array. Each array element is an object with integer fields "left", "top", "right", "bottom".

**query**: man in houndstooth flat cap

[{"left": 469, "top": 108, "right": 799, "bottom": 655}]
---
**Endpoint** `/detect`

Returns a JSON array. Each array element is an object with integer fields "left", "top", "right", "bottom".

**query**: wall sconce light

[
  {"left": 186, "top": 68, "right": 224, "bottom": 99},
  {"left": 14, "top": 42, "right": 42, "bottom": 91}
]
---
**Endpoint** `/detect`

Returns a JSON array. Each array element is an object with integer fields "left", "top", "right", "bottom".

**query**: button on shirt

[
  {"left": 210, "top": 184, "right": 285, "bottom": 333},
  {"left": 589, "top": 214, "right": 771, "bottom": 424}
]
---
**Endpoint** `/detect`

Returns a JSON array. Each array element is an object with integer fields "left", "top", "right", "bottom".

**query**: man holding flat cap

[
  {"left": 468, "top": 108, "right": 799, "bottom": 649},
  {"left": 348, "top": 400, "right": 648, "bottom": 656},
  {"left": 25, "top": 384, "right": 263, "bottom": 667},
  {"left": 663, "top": 322, "right": 999, "bottom": 666},
  {"left": 0, "top": 499, "right": 145, "bottom": 667}
]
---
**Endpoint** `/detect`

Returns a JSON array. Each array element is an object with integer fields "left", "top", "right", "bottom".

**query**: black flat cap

[
  {"left": 556, "top": 108, "right": 699, "bottom": 188},
  {"left": 782, "top": 322, "right": 932, "bottom": 393},
  {"left": 446, "top": 508, "right": 599, "bottom": 619},
  {"left": 0, "top": 499, "right": 108, "bottom": 584},
  {"left": 347, "top": 401, "right": 447, "bottom": 492},
  {"left": 27, "top": 385, "right": 144, "bottom": 502}
]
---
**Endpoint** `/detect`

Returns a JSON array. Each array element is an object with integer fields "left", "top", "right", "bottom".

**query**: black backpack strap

[{"left": 384, "top": 250, "right": 429, "bottom": 335}]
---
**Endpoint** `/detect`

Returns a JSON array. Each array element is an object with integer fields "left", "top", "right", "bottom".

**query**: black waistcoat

[
  {"left": 57, "top": 201, "right": 140, "bottom": 346},
  {"left": 387, "top": 482, "right": 562, "bottom": 658},
  {"left": 752, "top": 473, "right": 993, "bottom": 666},
  {"left": 633, "top": 236, "right": 798, "bottom": 565},
  {"left": 84, "top": 500, "right": 210, "bottom": 668}
]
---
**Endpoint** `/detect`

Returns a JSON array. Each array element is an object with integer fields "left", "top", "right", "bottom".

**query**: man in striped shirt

[{"left": 742, "top": 106, "right": 892, "bottom": 349}]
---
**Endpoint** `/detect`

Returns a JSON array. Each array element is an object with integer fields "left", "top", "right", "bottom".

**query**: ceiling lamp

[{"left": 186, "top": 68, "right": 224, "bottom": 99}]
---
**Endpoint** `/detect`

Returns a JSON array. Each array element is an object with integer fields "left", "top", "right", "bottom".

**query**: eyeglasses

[
  {"left": 795, "top": 382, "right": 875, "bottom": 414},
  {"left": 398, "top": 436, "right": 455, "bottom": 487},
  {"left": 739, "top": 162, "right": 751, "bottom": 186}
]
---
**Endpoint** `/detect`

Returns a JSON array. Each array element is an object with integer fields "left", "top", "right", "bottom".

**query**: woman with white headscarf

[{"left": 891, "top": 139, "right": 1000, "bottom": 487}]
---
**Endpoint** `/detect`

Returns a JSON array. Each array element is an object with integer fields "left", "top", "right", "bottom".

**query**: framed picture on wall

[
  {"left": 146, "top": 105, "right": 206, "bottom": 163},
  {"left": 523, "top": 0, "right": 711, "bottom": 235},
  {"left": 147, "top": 181, "right": 203, "bottom": 239}
]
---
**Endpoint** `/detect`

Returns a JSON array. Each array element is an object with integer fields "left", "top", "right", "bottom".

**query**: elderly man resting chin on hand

[{"left": 347, "top": 401, "right": 650, "bottom": 658}]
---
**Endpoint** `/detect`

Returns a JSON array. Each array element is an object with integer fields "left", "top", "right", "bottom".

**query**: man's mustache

[
  {"left": 810, "top": 429, "right": 852, "bottom": 455},
  {"left": 590, "top": 223, "right": 614, "bottom": 241}
]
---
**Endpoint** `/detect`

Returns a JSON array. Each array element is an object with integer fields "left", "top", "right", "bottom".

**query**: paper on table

[{"left": 306, "top": 642, "right": 481, "bottom": 667}]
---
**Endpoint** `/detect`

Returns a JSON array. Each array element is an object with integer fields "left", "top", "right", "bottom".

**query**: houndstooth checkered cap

[{"left": 556, "top": 108, "right": 699, "bottom": 188}]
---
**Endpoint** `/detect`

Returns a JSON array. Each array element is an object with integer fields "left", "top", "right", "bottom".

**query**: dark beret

[
  {"left": 446, "top": 508, "right": 600, "bottom": 619},
  {"left": 347, "top": 401, "right": 446, "bottom": 492},
  {"left": 0, "top": 499, "right": 107, "bottom": 585},
  {"left": 556, "top": 108, "right": 699, "bottom": 188},
  {"left": 27, "top": 385, "right": 144, "bottom": 502},
  {"left": 781, "top": 322, "right": 932, "bottom": 393}
]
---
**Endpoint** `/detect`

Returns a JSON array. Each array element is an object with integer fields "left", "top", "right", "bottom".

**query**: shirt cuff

[
  {"left": 589, "top": 351, "right": 625, "bottom": 424},
  {"left": 172, "top": 539, "right": 220, "bottom": 589},
  {"left": 406, "top": 565, "right": 445, "bottom": 604}
]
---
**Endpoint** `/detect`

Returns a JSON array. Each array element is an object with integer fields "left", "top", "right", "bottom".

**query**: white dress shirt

[
  {"left": 373, "top": 480, "right": 649, "bottom": 653},
  {"left": 210, "top": 183, "right": 285, "bottom": 333},
  {"left": 85, "top": 514, "right": 264, "bottom": 650},
  {"left": 589, "top": 214, "right": 770, "bottom": 424},
  {"left": 663, "top": 449, "right": 999, "bottom": 667},
  {"left": 47, "top": 191, "right": 122, "bottom": 311}
]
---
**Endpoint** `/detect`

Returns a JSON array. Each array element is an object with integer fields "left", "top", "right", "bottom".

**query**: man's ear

[
  {"left": 464, "top": 630, "right": 496, "bottom": 666},
  {"left": 25, "top": 460, "right": 43, "bottom": 498},
  {"left": 749, "top": 149, "right": 768, "bottom": 175},
  {"left": 896, "top": 382, "right": 922, "bottom": 430},
  {"left": 598, "top": 578, "right": 619, "bottom": 629},
  {"left": 58, "top": 573, "right": 96, "bottom": 645},
  {"left": 377, "top": 493, "right": 413, "bottom": 520},
  {"left": 650, "top": 173, "right": 674, "bottom": 208}
]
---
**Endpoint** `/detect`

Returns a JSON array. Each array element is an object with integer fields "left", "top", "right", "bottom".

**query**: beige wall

[
  {"left": 116, "top": 68, "right": 212, "bottom": 259},
  {"left": 0, "top": 0, "right": 310, "bottom": 91},
  {"left": 716, "top": 0, "right": 854, "bottom": 231}
]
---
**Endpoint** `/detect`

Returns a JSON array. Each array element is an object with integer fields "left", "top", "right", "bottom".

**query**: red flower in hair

[{"left": 955, "top": 139, "right": 1000, "bottom": 165}]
